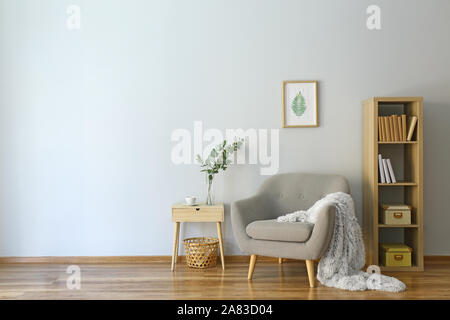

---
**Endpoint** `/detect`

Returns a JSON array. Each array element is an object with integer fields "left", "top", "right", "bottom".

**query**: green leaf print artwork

[{"left": 291, "top": 91, "right": 307, "bottom": 116}]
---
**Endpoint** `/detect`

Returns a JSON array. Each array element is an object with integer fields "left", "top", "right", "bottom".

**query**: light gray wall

[{"left": 0, "top": 0, "right": 449, "bottom": 256}]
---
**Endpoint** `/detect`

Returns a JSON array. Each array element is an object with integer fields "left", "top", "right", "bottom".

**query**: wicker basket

[{"left": 183, "top": 237, "right": 219, "bottom": 269}]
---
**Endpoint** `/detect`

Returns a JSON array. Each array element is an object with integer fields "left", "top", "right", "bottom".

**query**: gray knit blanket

[{"left": 277, "top": 192, "right": 406, "bottom": 292}]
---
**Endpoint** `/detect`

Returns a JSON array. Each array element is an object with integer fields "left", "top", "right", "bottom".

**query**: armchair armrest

[
  {"left": 306, "top": 203, "right": 336, "bottom": 260},
  {"left": 231, "top": 194, "right": 273, "bottom": 253}
]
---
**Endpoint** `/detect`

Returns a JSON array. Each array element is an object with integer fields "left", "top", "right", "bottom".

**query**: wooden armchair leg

[
  {"left": 248, "top": 255, "right": 257, "bottom": 280},
  {"left": 305, "top": 260, "right": 316, "bottom": 288}
]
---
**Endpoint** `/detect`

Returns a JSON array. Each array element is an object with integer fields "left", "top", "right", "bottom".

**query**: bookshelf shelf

[
  {"left": 380, "top": 265, "right": 422, "bottom": 272},
  {"left": 378, "top": 182, "right": 417, "bottom": 186},
  {"left": 378, "top": 224, "right": 419, "bottom": 228},
  {"left": 378, "top": 141, "right": 418, "bottom": 144},
  {"left": 362, "top": 97, "right": 424, "bottom": 272}
]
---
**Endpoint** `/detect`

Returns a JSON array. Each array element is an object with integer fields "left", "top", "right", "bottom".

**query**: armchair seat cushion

[{"left": 246, "top": 219, "right": 314, "bottom": 243}]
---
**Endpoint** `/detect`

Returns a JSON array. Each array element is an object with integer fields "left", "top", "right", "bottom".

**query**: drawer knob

[{"left": 195, "top": 208, "right": 200, "bottom": 211}]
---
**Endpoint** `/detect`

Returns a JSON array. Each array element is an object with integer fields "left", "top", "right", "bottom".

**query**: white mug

[{"left": 185, "top": 196, "right": 196, "bottom": 205}]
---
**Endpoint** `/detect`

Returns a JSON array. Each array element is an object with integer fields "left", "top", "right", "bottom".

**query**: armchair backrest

[{"left": 257, "top": 173, "right": 350, "bottom": 216}]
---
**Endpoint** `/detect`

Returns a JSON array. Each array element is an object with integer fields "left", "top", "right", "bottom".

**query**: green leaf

[{"left": 291, "top": 91, "right": 307, "bottom": 116}]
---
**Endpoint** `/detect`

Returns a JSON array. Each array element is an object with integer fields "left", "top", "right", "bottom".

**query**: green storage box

[{"left": 380, "top": 243, "right": 412, "bottom": 267}]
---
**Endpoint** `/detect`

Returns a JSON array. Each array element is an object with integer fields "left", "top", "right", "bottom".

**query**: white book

[
  {"left": 386, "top": 159, "right": 397, "bottom": 183},
  {"left": 382, "top": 159, "right": 391, "bottom": 183},
  {"left": 378, "top": 154, "right": 386, "bottom": 183}
]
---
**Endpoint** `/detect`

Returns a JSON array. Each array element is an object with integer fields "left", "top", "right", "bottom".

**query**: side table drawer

[{"left": 172, "top": 207, "right": 224, "bottom": 222}]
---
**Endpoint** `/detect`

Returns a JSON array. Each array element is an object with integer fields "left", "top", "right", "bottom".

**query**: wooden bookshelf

[{"left": 362, "top": 97, "right": 423, "bottom": 271}]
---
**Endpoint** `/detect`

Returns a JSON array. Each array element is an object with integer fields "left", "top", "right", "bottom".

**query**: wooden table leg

[
  {"left": 171, "top": 222, "right": 180, "bottom": 271},
  {"left": 216, "top": 222, "right": 225, "bottom": 270}
]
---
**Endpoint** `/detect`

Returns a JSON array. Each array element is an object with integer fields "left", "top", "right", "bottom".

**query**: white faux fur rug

[{"left": 277, "top": 192, "right": 406, "bottom": 292}]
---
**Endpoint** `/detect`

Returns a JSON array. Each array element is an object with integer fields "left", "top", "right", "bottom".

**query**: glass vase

[{"left": 206, "top": 174, "right": 214, "bottom": 206}]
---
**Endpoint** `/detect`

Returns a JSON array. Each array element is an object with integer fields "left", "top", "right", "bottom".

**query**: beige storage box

[
  {"left": 380, "top": 243, "right": 412, "bottom": 267},
  {"left": 381, "top": 204, "right": 411, "bottom": 225}
]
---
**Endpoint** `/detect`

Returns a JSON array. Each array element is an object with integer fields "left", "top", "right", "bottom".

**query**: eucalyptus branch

[{"left": 195, "top": 138, "right": 244, "bottom": 179}]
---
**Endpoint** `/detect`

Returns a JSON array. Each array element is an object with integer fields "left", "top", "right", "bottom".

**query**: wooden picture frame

[{"left": 282, "top": 80, "right": 318, "bottom": 128}]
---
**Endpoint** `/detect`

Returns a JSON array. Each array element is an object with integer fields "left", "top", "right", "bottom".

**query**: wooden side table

[{"left": 171, "top": 203, "right": 225, "bottom": 271}]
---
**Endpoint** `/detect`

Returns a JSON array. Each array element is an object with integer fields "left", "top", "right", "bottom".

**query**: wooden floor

[{"left": 1, "top": 259, "right": 450, "bottom": 299}]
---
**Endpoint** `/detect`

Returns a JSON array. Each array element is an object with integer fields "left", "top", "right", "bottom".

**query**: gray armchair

[{"left": 231, "top": 173, "right": 350, "bottom": 287}]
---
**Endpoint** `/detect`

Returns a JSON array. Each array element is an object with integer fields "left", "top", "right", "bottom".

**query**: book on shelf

[
  {"left": 397, "top": 116, "right": 403, "bottom": 140},
  {"left": 406, "top": 116, "right": 418, "bottom": 141},
  {"left": 388, "top": 116, "right": 395, "bottom": 142},
  {"left": 379, "top": 116, "right": 387, "bottom": 142},
  {"left": 382, "top": 159, "right": 391, "bottom": 183},
  {"left": 379, "top": 155, "right": 397, "bottom": 184},
  {"left": 401, "top": 114, "right": 407, "bottom": 141},
  {"left": 386, "top": 159, "right": 397, "bottom": 183},
  {"left": 378, "top": 154, "right": 386, "bottom": 183},
  {"left": 378, "top": 116, "right": 383, "bottom": 141},
  {"left": 392, "top": 115, "right": 399, "bottom": 141},
  {"left": 377, "top": 114, "right": 412, "bottom": 142},
  {"left": 384, "top": 117, "right": 391, "bottom": 141},
  {"left": 378, "top": 117, "right": 383, "bottom": 141}
]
